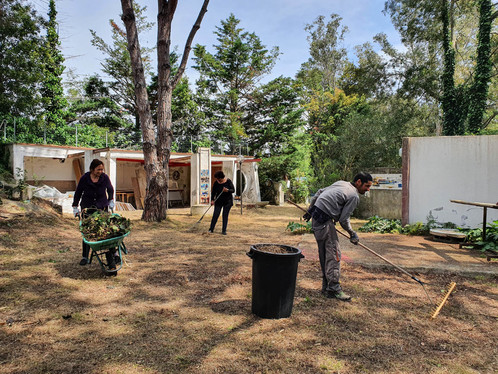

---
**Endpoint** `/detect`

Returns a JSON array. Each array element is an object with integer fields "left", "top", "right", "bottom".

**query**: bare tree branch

[{"left": 172, "top": 0, "right": 210, "bottom": 88}]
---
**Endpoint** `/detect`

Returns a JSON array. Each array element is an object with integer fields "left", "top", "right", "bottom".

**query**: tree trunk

[
  {"left": 121, "top": 0, "right": 209, "bottom": 222},
  {"left": 121, "top": 0, "right": 165, "bottom": 221}
]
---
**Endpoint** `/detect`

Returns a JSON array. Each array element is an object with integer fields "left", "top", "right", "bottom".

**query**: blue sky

[{"left": 32, "top": 0, "right": 401, "bottom": 83}]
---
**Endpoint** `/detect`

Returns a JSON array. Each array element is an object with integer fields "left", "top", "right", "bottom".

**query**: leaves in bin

[{"left": 80, "top": 211, "right": 131, "bottom": 241}]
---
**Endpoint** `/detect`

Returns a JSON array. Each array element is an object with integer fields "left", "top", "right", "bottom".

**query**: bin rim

[{"left": 249, "top": 243, "right": 303, "bottom": 257}]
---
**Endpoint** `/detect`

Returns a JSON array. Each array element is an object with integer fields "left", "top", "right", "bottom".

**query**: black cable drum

[{"left": 246, "top": 244, "right": 305, "bottom": 319}]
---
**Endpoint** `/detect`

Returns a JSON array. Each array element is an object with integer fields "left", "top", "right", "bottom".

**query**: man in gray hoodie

[{"left": 306, "top": 172, "right": 373, "bottom": 301}]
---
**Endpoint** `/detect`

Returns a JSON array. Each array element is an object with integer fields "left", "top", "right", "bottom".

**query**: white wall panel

[{"left": 408, "top": 136, "right": 498, "bottom": 228}]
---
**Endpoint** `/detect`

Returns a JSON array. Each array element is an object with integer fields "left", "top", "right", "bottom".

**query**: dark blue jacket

[{"left": 72, "top": 172, "right": 114, "bottom": 210}]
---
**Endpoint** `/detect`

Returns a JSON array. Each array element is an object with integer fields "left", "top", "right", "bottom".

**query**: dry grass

[{"left": 0, "top": 202, "right": 497, "bottom": 373}]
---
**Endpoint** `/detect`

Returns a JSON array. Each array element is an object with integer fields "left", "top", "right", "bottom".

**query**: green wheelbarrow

[{"left": 83, "top": 232, "right": 129, "bottom": 276}]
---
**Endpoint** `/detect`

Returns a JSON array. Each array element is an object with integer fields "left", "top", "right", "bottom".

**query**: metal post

[
  {"left": 237, "top": 151, "right": 244, "bottom": 216},
  {"left": 483, "top": 207, "right": 488, "bottom": 241},
  {"left": 239, "top": 160, "right": 243, "bottom": 215}
]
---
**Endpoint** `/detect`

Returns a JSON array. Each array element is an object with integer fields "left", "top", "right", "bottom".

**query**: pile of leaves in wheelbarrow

[{"left": 80, "top": 211, "right": 131, "bottom": 241}]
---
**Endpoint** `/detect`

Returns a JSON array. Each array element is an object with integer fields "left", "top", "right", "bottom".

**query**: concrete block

[{"left": 191, "top": 204, "right": 213, "bottom": 217}]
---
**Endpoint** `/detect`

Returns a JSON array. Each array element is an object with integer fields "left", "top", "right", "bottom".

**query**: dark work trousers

[
  {"left": 209, "top": 203, "right": 232, "bottom": 233},
  {"left": 312, "top": 219, "right": 342, "bottom": 293}
]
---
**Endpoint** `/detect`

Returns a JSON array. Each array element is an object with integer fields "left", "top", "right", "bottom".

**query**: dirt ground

[{"left": 0, "top": 199, "right": 497, "bottom": 374}]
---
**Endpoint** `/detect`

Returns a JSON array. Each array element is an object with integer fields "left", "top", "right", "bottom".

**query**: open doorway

[
  {"left": 236, "top": 169, "right": 247, "bottom": 196},
  {"left": 211, "top": 165, "right": 222, "bottom": 187}
]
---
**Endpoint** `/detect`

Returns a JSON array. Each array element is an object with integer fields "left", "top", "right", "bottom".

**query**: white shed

[{"left": 4, "top": 143, "right": 262, "bottom": 214}]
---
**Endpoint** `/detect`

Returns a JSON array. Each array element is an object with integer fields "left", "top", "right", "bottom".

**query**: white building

[{"left": 4, "top": 143, "right": 262, "bottom": 214}]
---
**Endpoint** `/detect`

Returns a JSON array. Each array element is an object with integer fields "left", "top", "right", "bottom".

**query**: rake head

[{"left": 430, "top": 282, "right": 457, "bottom": 319}]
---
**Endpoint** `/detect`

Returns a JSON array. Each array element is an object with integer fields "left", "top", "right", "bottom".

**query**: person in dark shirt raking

[
  {"left": 72, "top": 159, "right": 115, "bottom": 266},
  {"left": 304, "top": 172, "right": 373, "bottom": 301},
  {"left": 208, "top": 170, "right": 235, "bottom": 235}
]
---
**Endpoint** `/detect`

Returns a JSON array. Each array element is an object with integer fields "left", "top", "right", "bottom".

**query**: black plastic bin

[{"left": 246, "top": 244, "right": 305, "bottom": 319}]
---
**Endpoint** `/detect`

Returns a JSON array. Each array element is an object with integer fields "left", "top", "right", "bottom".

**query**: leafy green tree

[
  {"left": 309, "top": 93, "right": 435, "bottom": 188},
  {"left": 297, "top": 14, "right": 348, "bottom": 92},
  {"left": 257, "top": 130, "right": 312, "bottom": 203},
  {"left": 91, "top": 6, "right": 202, "bottom": 150},
  {"left": 170, "top": 77, "right": 206, "bottom": 153},
  {"left": 441, "top": 0, "right": 494, "bottom": 135},
  {"left": 90, "top": 3, "right": 154, "bottom": 144},
  {"left": 296, "top": 14, "right": 378, "bottom": 188},
  {"left": 0, "top": 0, "right": 45, "bottom": 140},
  {"left": 146, "top": 53, "right": 203, "bottom": 153},
  {"left": 441, "top": 0, "right": 464, "bottom": 135},
  {"left": 243, "top": 76, "right": 309, "bottom": 203},
  {"left": 193, "top": 13, "right": 280, "bottom": 152},
  {"left": 344, "top": 96, "right": 434, "bottom": 171},
  {"left": 467, "top": 0, "right": 493, "bottom": 133},
  {"left": 245, "top": 76, "right": 305, "bottom": 156},
  {"left": 340, "top": 42, "right": 394, "bottom": 99},
  {"left": 385, "top": 0, "right": 497, "bottom": 134},
  {"left": 40, "top": 0, "right": 68, "bottom": 144},
  {"left": 66, "top": 75, "right": 135, "bottom": 147},
  {"left": 306, "top": 89, "right": 370, "bottom": 187}
]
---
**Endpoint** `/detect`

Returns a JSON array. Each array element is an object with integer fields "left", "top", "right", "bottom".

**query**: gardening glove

[
  {"left": 303, "top": 212, "right": 311, "bottom": 222},
  {"left": 72, "top": 206, "right": 80, "bottom": 217},
  {"left": 350, "top": 231, "right": 359, "bottom": 245},
  {"left": 109, "top": 200, "right": 115, "bottom": 209}
]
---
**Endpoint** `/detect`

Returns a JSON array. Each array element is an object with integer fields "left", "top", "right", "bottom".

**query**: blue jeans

[{"left": 209, "top": 203, "right": 232, "bottom": 233}]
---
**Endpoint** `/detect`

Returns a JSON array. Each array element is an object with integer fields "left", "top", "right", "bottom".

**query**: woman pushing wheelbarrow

[
  {"left": 72, "top": 159, "right": 130, "bottom": 275},
  {"left": 78, "top": 210, "right": 130, "bottom": 276}
]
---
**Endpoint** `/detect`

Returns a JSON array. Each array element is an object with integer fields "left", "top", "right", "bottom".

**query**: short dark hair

[
  {"left": 89, "top": 159, "right": 104, "bottom": 171},
  {"left": 352, "top": 172, "right": 372, "bottom": 184},
  {"left": 214, "top": 170, "right": 225, "bottom": 179}
]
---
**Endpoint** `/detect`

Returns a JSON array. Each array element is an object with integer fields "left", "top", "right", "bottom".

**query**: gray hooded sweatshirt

[{"left": 309, "top": 180, "right": 359, "bottom": 235}]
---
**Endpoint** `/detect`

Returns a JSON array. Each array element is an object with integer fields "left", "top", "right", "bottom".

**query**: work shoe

[
  {"left": 222, "top": 231, "right": 227, "bottom": 235},
  {"left": 208, "top": 229, "right": 213, "bottom": 233},
  {"left": 79, "top": 258, "right": 88, "bottom": 266},
  {"left": 108, "top": 259, "right": 116, "bottom": 271},
  {"left": 326, "top": 290, "right": 352, "bottom": 301}
]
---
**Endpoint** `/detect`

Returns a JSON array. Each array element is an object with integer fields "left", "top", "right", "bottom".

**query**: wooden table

[
  {"left": 450, "top": 199, "right": 498, "bottom": 241},
  {"left": 116, "top": 191, "right": 135, "bottom": 205},
  {"left": 168, "top": 189, "right": 184, "bottom": 207}
]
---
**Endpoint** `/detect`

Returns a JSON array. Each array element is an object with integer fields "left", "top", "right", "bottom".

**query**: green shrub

[
  {"left": 459, "top": 220, "right": 498, "bottom": 254},
  {"left": 358, "top": 216, "right": 403, "bottom": 234},
  {"left": 359, "top": 216, "right": 498, "bottom": 255},
  {"left": 401, "top": 222, "right": 430, "bottom": 236},
  {"left": 286, "top": 221, "right": 313, "bottom": 234},
  {"left": 359, "top": 216, "right": 431, "bottom": 235}
]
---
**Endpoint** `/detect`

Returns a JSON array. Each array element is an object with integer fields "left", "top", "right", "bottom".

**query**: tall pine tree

[
  {"left": 0, "top": 0, "right": 44, "bottom": 119},
  {"left": 193, "top": 14, "right": 280, "bottom": 152},
  {"left": 40, "top": 0, "right": 68, "bottom": 144}
]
